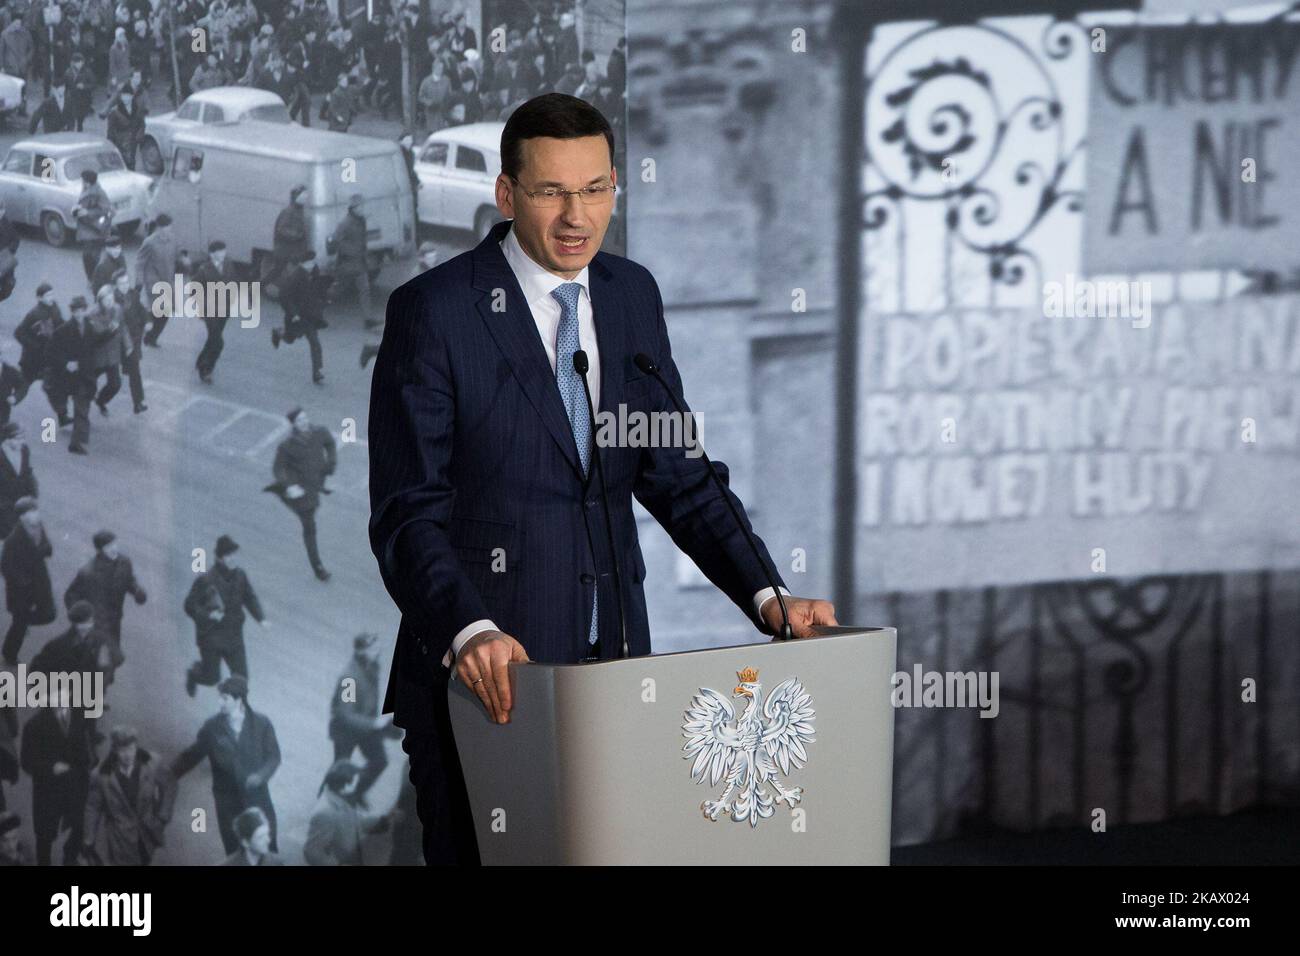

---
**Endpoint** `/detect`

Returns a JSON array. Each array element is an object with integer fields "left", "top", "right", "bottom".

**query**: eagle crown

[{"left": 733, "top": 667, "right": 761, "bottom": 700}]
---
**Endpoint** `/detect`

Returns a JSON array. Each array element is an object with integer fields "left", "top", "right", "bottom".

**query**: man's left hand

[{"left": 760, "top": 595, "right": 838, "bottom": 638}]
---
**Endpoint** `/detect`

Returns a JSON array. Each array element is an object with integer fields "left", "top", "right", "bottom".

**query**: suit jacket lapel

[{"left": 472, "top": 219, "right": 586, "bottom": 480}]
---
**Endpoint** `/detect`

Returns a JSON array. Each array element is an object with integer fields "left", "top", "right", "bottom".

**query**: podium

[{"left": 448, "top": 625, "right": 896, "bottom": 865}]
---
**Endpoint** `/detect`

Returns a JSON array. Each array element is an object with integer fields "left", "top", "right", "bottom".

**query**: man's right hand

[{"left": 455, "top": 630, "right": 529, "bottom": 725}]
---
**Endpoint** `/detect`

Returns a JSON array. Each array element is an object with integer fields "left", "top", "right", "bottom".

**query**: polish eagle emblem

[{"left": 681, "top": 667, "right": 816, "bottom": 827}]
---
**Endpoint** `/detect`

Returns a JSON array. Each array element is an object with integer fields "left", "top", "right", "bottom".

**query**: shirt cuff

[
  {"left": 753, "top": 587, "right": 791, "bottom": 625},
  {"left": 441, "top": 619, "right": 498, "bottom": 674}
]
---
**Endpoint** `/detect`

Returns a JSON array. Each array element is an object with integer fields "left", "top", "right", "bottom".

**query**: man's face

[
  {"left": 20, "top": 509, "right": 40, "bottom": 530},
  {"left": 75, "top": 619, "right": 94, "bottom": 637},
  {"left": 211, "top": 250, "right": 226, "bottom": 267},
  {"left": 219, "top": 692, "right": 239, "bottom": 717},
  {"left": 103, "top": 540, "right": 120, "bottom": 560},
  {"left": 496, "top": 135, "right": 616, "bottom": 280},
  {"left": 292, "top": 411, "right": 310, "bottom": 431},
  {"left": 117, "top": 741, "right": 137, "bottom": 766},
  {"left": 39, "top": 290, "right": 54, "bottom": 306}
]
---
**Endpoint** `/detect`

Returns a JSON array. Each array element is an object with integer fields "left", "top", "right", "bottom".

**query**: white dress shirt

[{"left": 443, "top": 223, "right": 787, "bottom": 670}]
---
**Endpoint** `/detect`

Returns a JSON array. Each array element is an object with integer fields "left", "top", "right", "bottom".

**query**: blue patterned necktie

[{"left": 551, "top": 282, "right": 599, "bottom": 648}]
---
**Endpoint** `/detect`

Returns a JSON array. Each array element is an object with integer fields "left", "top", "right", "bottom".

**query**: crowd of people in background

[
  {"left": 0, "top": 0, "right": 626, "bottom": 866},
  {"left": 0, "top": 0, "right": 626, "bottom": 165}
]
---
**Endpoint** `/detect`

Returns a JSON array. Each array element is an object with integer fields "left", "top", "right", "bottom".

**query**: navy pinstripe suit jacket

[{"left": 368, "top": 218, "right": 785, "bottom": 732}]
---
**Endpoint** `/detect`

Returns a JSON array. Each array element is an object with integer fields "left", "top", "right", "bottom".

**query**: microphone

[
  {"left": 573, "top": 350, "right": 629, "bottom": 659},
  {"left": 633, "top": 352, "right": 794, "bottom": 641}
]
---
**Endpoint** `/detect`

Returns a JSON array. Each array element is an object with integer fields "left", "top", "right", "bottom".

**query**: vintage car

[
  {"left": 0, "top": 72, "right": 24, "bottom": 128},
  {"left": 414, "top": 121, "right": 618, "bottom": 240},
  {"left": 0, "top": 134, "right": 153, "bottom": 245},
  {"left": 414, "top": 122, "right": 508, "bottom": 240},
  {"left": 139, "top": 86, "right": 291, "bottom": 175}
]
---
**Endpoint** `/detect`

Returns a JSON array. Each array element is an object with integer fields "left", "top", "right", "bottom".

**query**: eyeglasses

[{"left": 511, "top": 176, "right": 615, "bottom": 207}]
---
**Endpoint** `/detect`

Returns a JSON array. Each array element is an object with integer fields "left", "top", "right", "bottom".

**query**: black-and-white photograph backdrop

[{"left": 0, "top": 0, "right": 1296, "bottom": 872}]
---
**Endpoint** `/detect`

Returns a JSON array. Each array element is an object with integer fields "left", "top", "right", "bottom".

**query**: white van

[{"left": 145, "top": 120, "right": 415, "bottom": 275}]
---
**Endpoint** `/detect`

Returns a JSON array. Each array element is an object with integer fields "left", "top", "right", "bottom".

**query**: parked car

[
  {"left": 0, "top": 134, "right": 152, "bottom": 245},
  {"left": 139, "top": 86, "right": 291, "bottom": 175},
  {"left": 414, "top": 122, "right": 508, "bottom": 240},
  {"left": 145, "top": 121, "right": 415, "bottom": 276},
  {"left": 0, "top": 72, "right": 24, "bottom": 129},
  {"left": 414, "top": 122, "right": 618, "bottom": 240}
]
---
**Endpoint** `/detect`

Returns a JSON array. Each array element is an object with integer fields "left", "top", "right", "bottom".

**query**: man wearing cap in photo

[
  {"left": 83, "top": 725, "right": 176, "bottom": 865},
  {"left": 64, "top": 529, "right": 146, "bottom": 685},
  {"left": 90, "top": 233, "right": 126, "bottom": 298},
  {"left": 14, "top": 283, "right": 63, "bottom": 397},
  {"left": 73, "top": 168, "right": 114, "bottom": 282},
  {"left": 138, "top": 213, "right": 176, "bottom": 347},
  {"left": 182, "top": 534, "right": 269, "bottom": 696},
  {"left": 303, "top": 758, "right": 394, "bottom": 865},
  {"left": 194, "top": 239, "right": 238, "bottom": 384},
  {"left": 28, "top": 78, "right": 74, "bottom": 135},
  {"left": 172, "top": 674, "right": 282, "bottom": 855},
  {"left": 329, "top": 632, "right": 394, "bottom": 806},
  {"left": 265, "top": 407, "right": 336, "bottom": 581},
  {"left": 20, "top": 683, "right": 96, "bottom": 865},
  {"left": 46, "top": 294, "right": 98, "bottom": 450},
  {"left": 327, "top": 192, "right": 371, "bottom": 317},
  {"left": 65, "top": 50, "right": 94, "bottom": 131},
  {"left": 0, "top": 423, "right": 36, "bottom": 541},
  {"left": 1, "top": 496, "right": 56, "bottom": 665},
  {"left": 31, "top": 598, "right": 111, "bottom": 680},
  {"left": 271, "top": 184, "right": 310, "bottom": 286},
  {"left": 220, "top": 806, "right": 284, "bottom": 865},
  {"left": 271, "top": 249, "right": 328, "bottom": 384},
  {"left": 0, "top": 810, "right": 32, "bottom": 865}
]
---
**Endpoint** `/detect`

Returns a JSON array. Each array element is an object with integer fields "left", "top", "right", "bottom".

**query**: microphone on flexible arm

[
  {"left": 573, "top": 350, "right": 629, "bottom": 659},
  {"left": 633, "top": 352, "right": 795, "bottom": 642}
]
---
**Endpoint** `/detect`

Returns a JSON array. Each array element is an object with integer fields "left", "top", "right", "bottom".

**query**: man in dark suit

[
  {"left": 1, "top": 497, "right": 56, "bottom": 665},
  {"left": 20, "top": 685, "right": 98, "bottom": 865},
  {"left": 171, "top": 675, "right": 282, "bottom": 856},
  {"left": 193, "top": 240, "right": 238, "bottom": 384},
  {"left": 46, "top": 296, "right": 102, "bottom": 452},
  {"left": 367, "top": 93, "right": 836, "bottom": 865},
  {"left": 182, "top": 535, "right": 269, "bottom": 696},
  {"left": 27, "top": 78, "right": 75, "bottom": 134}
]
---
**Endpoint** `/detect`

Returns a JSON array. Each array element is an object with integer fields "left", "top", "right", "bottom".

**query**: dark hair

[{"left": 500, "top": 93, "right": 615, "bottom": 182}]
